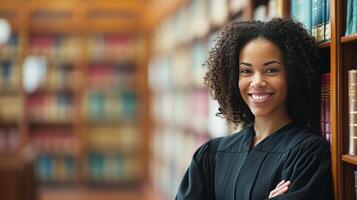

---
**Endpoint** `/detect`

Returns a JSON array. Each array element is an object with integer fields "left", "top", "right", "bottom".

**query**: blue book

[
  {"left": 346, "top": 0, "right": 354, "bottom": 35},
  {"left": 312, "top": 0, "right": 324, "bottom": 41},
  {"left": 291, "top": 0, "right": 312, "bottom": 33},
  {"left": 352, "top": 0, "right": 357, "bottom": 34},
  {"left": 324, "top": 0, "right": 330, "bottom": 40}
]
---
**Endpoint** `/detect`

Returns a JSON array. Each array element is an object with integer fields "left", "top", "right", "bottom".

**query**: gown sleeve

[
  {"left": 175, "top": 138, "right": 221, "bottom": 200},
  {"left": 270, "top": 136, "right": 333, "bottom": 200}
]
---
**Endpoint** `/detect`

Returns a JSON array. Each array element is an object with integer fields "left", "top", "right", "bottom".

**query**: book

[
  {"left": 254, "top": 4, "right": 268, "bottom": 21},
  {"left": 229, "top": 0, "right": 247, "bottom": 14},
  {"left": 324, "top": 0, "right": 331, "bottom": 40},
  {"left": 291, "top": 0, "right": 312, "bottom": 32},
  {"left": 348, "top": 70, "right": 357, "bottom": 155},
  {"left": 312, "top": 0, "right": 324, "bottom": 41},
  {"left": 210, "top": 0, "right": 229, "bottom": 27},
  {"left": 268, "top": 0, "right": 283, "bottom": 19},
  {"left": 353, "top": 0, "right": 357, "bottom": 34}
]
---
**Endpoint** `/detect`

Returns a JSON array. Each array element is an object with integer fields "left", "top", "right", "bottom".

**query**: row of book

[
  {"left": 35, "top": 154, "right": 76, "bottom": 183},
  {"left": 32, "top": 130, "right": 77, "bottom": 154},
  {"left": 253, "top": 0, "right": 284, "bottom": 21},
  {"left": 0, "top": 128, "right": 20, "bottom": 152},
  {"left": 85, "top": 33, "right": 142, "bottom": 184},
  {"left": 149, "top": 40, "right": 209, "bottom": 91},
  {"left": 86, "top": 35, "right": 138, "bottom": 63},
  {"left": 291, "top": 0, "right": 330, "bottom": 42},
  {"left": 87, "top": 63, "right": 136, "bottom": 90},
  {"left": 86, "top": 153, "right": 140, "bottom": 182},
  {"left": 30, "top": 34, "right": 143, "bottom": 64},
  {"left": 27, "top": 93, "right": 74, "bottom": 123},
  {"left": 0, "top": 60, "right": 21, "bottom": 91},
  {"left": 150, "top": 128, "right": 209, "bottom": 199},
  {"left": 30, "top": 35, "right": 81, "bottom": 62},
  {"left": 87, "top": 125, "right": 138, "bottom": 154},
  {"left": 85, "top": 91, "right": 137, "bottom": 122},
  {"left": 152, "top": 0, "right": 251, "bottom": 54},
  {"left": 44, "top": 63, "right": 77, "bottom": 91},
  {"left": 0, "top": 34, "right": 21, "bottom": 60},
  {"left": 0, "top": 95, "right": 23, "bottom": 122}
]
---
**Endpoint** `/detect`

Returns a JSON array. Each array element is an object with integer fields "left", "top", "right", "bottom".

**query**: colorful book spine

[
  {"left": 312, "top": 0, "right": 324, "bottom": 41},
  {"left": 355, "top": 171, "right": 357, "bottom": 200},
  {"left": 324, "top": 73, "right": 331, "bottom": 144},
  {"left": 324, "top": 0, "right": 331, "bottom": 40},
  {"left": 345, "top": 0, "right": 357, "bottom": 35},
  {"left": 291, "top": 0, "right": 312, "bottom": 32},
  {"left": 348, "top": 70, "right": 357, "bottom": 155}
]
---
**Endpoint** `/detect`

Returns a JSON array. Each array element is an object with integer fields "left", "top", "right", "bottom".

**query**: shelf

[
  {"left": 342, "top": 155, "right": 357, "bottom": 166},
  {"left": 86, "top": 147, "right": 137, "bottom": 156},
  {"left": 0, "top": 89, "right": 22, "bottom": 95},
  {"left": 29, "top": 120, "right": 74, "bottom": 126},
  {"left": 341, "top": 34, "right": 357, "bottom": 44}
]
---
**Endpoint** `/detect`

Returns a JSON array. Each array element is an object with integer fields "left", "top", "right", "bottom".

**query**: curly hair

[{"left": 204, "top": 17, "right": 321, "bottom": 133}]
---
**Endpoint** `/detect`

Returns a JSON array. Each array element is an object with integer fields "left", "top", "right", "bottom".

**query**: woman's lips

[{"left": 248, "top": 92, "right": 274, "bottom": 104}]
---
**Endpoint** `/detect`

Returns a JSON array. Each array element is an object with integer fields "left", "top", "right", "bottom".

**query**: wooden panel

[
  {"left": 342, "top": 163, "right": 357, "bottom": 200},
  {"left": 341, "top": 34, "right": 357, "bottom": 44},
  {"left": 143, "top": 0, "right": 190, "bottom": 29},
  {"left": 0, "top": 1, "right": 26, "bottom": 31},
  {"left": 0, "top": 154, "right": 38, "bottom": 200},
  {"left": 86, "top": 18, "right": 142, "bottom": 33},
  {"left": 87, "top": 0, "right": 145, "bottom": 14},
  {"left": 342, "top": 155, "right": 357, "bottom": 165},
  {"left": 330, "top": 0, "right": 342, "bottom": 199}
]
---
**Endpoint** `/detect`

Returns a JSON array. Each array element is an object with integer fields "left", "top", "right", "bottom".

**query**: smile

[{"left": 248, "top": 93, "right": 273, "bottom": 104}]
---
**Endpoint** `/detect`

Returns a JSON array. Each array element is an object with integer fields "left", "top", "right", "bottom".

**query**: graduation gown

[{"left": 176, "top": 122, "right": 333, "bottom": 200}]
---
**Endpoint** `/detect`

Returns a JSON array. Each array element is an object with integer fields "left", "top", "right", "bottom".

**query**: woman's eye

[
  {"left": 265, "top": 68, "right": 280, "bottom": 74},
  {"left": 240, "top": 69, "right": 252, "bottom": 75}
]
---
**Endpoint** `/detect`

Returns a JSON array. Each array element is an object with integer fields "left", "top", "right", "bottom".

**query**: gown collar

[{"left": 249, "top": 121, "right": 313, "bottom": 153}]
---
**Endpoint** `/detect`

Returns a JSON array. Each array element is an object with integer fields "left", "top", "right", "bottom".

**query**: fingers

[
  {"left": 268, "top": 180, "right": 291, "bottom": 198},
  {"left": 275, "top": 180, "right": 286, "bottom": 188}
]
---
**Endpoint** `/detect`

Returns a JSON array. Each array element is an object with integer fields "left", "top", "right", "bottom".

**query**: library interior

[{"left": 0, "top": 0, "right": 356, "bottom": 199}]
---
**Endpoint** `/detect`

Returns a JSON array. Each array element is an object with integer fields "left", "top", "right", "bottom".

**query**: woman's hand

[{"left": 268, "top": 180, "right": 291, "bottom": 198}]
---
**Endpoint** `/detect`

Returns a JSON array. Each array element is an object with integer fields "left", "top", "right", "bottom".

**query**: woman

[{"left": 176, "top": 18, "right": 333, "bottom": 200}]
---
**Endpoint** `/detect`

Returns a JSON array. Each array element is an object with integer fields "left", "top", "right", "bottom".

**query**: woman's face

[{"left": 238, "top": 38, "right": 288, "bottom": 119}]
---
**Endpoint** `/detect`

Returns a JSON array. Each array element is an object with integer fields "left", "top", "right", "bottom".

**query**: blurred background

[{"left": 0, "top": 0, "right": 330, "bottom": 200}]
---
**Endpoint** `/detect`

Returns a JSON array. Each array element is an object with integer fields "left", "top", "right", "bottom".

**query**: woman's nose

[{"left": 251, "top": 74, "right": 267, "bottom": 89}]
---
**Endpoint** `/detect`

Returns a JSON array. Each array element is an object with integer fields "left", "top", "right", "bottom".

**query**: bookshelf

[
  {"left": 146, "top": 0, "right": 350, "bottom": 199},
  {"left": 335, "top": 0, "right": 357, "bottom": 198},
  {"left": 0, "top": 0, "right": 149, "bottom": 190}
]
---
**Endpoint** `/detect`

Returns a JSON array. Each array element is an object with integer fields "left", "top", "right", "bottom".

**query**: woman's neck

[{"left": 253, "top": 112, "right": 292, "bottom": 146}]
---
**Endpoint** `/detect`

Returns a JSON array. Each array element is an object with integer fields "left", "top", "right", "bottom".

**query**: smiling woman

[{"left": 175, "top": 18, "right": 333, "bottom": 200}]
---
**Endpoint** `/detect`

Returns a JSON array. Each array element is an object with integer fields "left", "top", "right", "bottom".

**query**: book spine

[
  {"left": 348, "top": 70, "right": 357, "bottom": 155},
  {"left": 352, "top": 0, "right": 357, "bottom": 34},
  {"left": 291, "top": 0, "right": 313, "bottom": 33},
  {"left": 320, "top": 73, "right": 326, "bottom": 137},
  {"left": 312, "top": 0, "right": 324, "bottom": 41},
  {"left": 325, "top": 73, "right": 331, "bottom": 144},
  {"left": 345, "top": 0, "right": 353, "bottom": 35},
  {"left": 324, "top": 0, "right": 331, "bottom": 40}
]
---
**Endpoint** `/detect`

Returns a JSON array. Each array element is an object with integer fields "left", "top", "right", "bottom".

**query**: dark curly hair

[{"left": 204, "top": 17, "right": 321, "bottom": 134}]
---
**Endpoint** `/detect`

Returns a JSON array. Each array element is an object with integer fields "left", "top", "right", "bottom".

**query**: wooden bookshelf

[
  {"left": 0, "top": 0, "right": 150, "bottom": 193},
  {"left": 341, "top": 34, "right": 357, "bottom": 43}
]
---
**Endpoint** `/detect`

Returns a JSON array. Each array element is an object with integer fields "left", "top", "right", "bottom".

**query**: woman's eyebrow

[
  {"left": 239, "top": 62, "right": 252, "bottom": 66},
  {"left": 263, "top": 60, "right": 281, "bottom": 66}
]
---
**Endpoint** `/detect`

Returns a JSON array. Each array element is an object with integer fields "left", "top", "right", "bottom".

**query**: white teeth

[{"left": 251, "top": 94, "right": 271, "bottom": 100}]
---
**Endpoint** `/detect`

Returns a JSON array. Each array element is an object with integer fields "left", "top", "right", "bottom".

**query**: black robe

[{"left": 176, "top": 122, "right": 333, "bottom": 200}]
